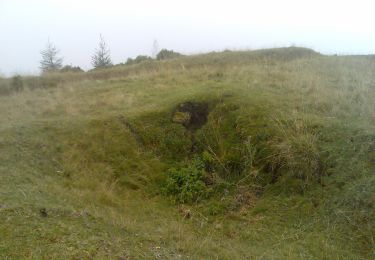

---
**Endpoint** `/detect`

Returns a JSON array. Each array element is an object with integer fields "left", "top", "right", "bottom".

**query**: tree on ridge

[
  {"left": 91, "top": 34, "right": 113, "bottom": 69},
  {"left": 40, "top": 40, "right": 63, "bottom": 72}
]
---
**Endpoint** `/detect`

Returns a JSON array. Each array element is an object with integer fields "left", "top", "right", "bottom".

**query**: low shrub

[
  {"left": 125, "top": 55, "right": 153, "bottom": 65},
  {"left": 164, "top": 158, "right": 212, "bottom": 203},
  {"left": 60, "top": 65, "right": 84, "bottom": 73},
  {"left": 156, "top": 49, "right": 182, "bottom": 60}
]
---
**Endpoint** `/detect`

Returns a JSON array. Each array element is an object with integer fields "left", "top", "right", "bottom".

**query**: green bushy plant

[{"left": 164, "top": 158, "right": 211, "bottom": 203}]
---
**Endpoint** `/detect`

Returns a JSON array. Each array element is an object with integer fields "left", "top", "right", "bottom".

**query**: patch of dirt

[{"left": 172, "top": 101, "right": 209, "bottom": 131}]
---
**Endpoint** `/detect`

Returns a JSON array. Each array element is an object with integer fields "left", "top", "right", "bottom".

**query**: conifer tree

[
  {"left": 40, "top": 41, "right": 63, "bottom": 72},
  {"left": 91, "top": 34, "right": 113, "bottom": 68}
]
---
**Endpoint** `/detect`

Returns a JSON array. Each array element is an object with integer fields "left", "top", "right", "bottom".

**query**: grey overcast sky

[{"left": 0, "top": 0, "right": 374, "bottom": 76}]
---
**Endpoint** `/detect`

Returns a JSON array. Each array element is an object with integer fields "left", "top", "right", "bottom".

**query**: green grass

[{"left": 0, "top": 47, "right": 374, "bottom": 258}]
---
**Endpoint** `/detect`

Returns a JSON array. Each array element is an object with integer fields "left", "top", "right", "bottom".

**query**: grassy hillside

[{"left": 0, "top": 47, "right": 374, "bottom": 258}]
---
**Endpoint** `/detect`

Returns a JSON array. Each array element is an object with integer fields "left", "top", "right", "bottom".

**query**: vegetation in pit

[{"left": 164, "top": 157, "right": 212, "bottom": 203}]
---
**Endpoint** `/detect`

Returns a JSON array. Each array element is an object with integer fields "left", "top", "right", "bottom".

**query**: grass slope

[{"left": 0, "top": 47, "right": 374, "bottom": 259}]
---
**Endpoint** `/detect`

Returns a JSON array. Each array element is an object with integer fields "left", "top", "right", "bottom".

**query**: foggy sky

[{"left": 1, "top": 0, "right": 374, "bottom": 76}]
